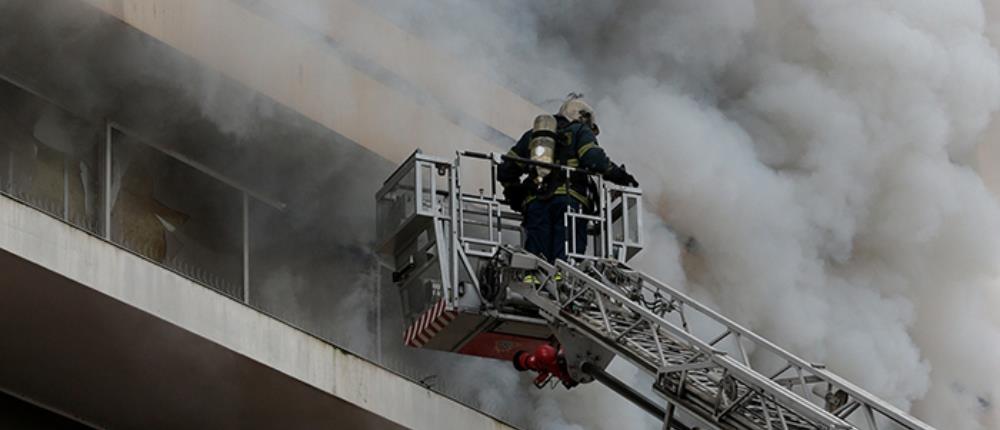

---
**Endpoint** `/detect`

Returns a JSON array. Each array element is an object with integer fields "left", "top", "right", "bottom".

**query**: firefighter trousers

[{"left": 522, "top": 195, "right": 588, "bottom": 264}]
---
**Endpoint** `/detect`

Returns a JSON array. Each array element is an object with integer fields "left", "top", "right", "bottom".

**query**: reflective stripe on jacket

[{"left": 498, "top": 116, "right": 612, "bottom": 205}]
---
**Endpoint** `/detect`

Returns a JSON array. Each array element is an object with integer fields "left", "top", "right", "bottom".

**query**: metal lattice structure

[
  {"left": 377, "top": 149, "right": 935, "bottom": 430},
  {"left": 509, "top": 256, "right": 935, "bottom": 430}
]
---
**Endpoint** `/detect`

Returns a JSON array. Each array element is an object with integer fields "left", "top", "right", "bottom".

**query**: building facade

[{"left": 0, "top": 0, "right": 545, "bottom": 428}]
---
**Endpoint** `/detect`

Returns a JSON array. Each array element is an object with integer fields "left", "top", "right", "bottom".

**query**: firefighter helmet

[{"left": 558, "top": 95, "right": 598, "bottom": 135}]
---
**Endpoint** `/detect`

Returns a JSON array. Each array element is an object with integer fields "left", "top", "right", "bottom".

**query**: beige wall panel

[
  {"left": 269, "top": 0, "right": 545, "bottom": 139},
  {"left": 86, "top": 0, "right": 496, "bottom": 164}
]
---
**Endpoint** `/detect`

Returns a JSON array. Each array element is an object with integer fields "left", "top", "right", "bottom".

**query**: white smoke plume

[
  {"left": 35, "top": 0, "right": 997, "bottom": 427},
  {"left": 362, "top": 1, "right": 1000, "bottom": 428}
]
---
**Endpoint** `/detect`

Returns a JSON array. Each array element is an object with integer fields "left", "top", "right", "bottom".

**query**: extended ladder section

[
  {"left": 376, "top": 149, "right": 935, "bottom": 430},
  {"left": 507, "top": 255, "right": 934, "bottom": 430}
]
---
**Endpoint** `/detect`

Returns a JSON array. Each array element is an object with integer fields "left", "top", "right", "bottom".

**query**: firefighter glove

[
  {"left": 604, "top": 164, "right": 639, "bottom": 187},
  {"left": 503, "top": 182, "right": 529, "bottom": 212}
]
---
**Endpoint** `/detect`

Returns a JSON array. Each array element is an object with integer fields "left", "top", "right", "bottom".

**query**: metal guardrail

[
  {"left": 0, "top": 179, "right": 243, "bottom": 302},
  {"left": 1, "top": 126, "right": 259, "bottom": 303},
  {"left": 376, "top": 149, "right": 643, "bottom": 278},
  {"left": 455, "top": 150, "right": 643, "bottom": 263}
]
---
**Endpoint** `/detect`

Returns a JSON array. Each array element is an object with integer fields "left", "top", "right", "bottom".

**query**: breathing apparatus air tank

[{"left": 529, "top": 114, "right": 558, "bottom": 185}]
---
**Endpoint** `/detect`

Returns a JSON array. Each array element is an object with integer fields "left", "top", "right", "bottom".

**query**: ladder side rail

[
  {"left": 633, "top": 271, "right": 935, "bottom": 430},
  {"left": 511, "top": 277, "right": 732, "bottom": 430},
  {"left": 555, "top": 261, "right": 851, "bottom": 430},
  {"left": 814, "top": 369, "right": 935, "bottom": 430}
]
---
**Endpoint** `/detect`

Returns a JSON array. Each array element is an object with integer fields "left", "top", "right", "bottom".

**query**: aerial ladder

[{"left": 375, "top": 149, "right": 936, "bottom": 430}]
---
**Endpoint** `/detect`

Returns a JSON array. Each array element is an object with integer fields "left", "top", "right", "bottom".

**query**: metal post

[
  {"left": 7, "top": 143, "right": 18, "bottom": 195},
  {"left": 623, "top": 191, "right": 630, "bottom": 260},
  {"left": 242, "top": 191, "right": 250, "bottom": 304},
  {"left": 375, "top": 267, "right": 383, "bottom": 363},
  {"left": 7, "top": 144, "right": 13, "bottom": 193},
  {"left": 62, "top": 158, "right": 69, "bottom": 220},
  {"left": 663, "top": 403, "right": 676, "bottom": 430},
  {"left": 602, "top": 182, "right": 611, "bottom": 258},
  {"left": 581, "top": 362, "right": 693, "bottom": 430},
  {"left": 451, "top": 162, "right": 460, "bottom": 303},
  {"left": 103, "top": 122, "right": 112, "bottom": 239},
  {"left": 491, "top": 156, "right": 503, "bottom": 247},
  {"left": 635, "top": 194, "right": 644, "bottom": 247}
]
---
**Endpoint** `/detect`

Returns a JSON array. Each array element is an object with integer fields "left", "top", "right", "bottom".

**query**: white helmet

[{"left": 558, "top": 94, "right": 599, "bottom": 135}]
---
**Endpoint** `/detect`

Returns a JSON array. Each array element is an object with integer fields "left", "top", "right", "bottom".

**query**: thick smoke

[
  {"left": 363, "top": 1, "right": 1000, "bottom": 428},
  {"left": 17, "top": 0, "right": 1000, "bottom": 428}
]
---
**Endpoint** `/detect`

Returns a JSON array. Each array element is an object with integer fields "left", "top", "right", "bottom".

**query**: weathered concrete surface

[
  {"left": 0, "top": 194, "right": 514, "bottom": 430},
  {"left": 0, "top": 390, "right": 93, "bottom": 429},
  {"left": 82, "top": 0, "right": 513, "bottom": 164},
  {"left": 253, "top": 0, "right": 545, "bottom": 139}
]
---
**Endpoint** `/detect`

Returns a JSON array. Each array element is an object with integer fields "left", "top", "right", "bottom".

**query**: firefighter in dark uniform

[{"left": 499, "top": 96, "right": 638, "bottom": 265}]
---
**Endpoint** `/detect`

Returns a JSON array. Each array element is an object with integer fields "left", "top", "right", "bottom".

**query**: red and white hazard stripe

[{"left": 403, "top": 298, "right": 458, "bottom": 348}]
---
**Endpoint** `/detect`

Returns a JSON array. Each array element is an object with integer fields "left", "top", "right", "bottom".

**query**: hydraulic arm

[{"left": 376, "top": 149, "right": 936, "bottom": 430}]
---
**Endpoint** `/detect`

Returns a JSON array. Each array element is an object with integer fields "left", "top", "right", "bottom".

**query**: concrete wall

[
  {"left": 0, "top": 193, "right": 514, "bottom": 430},
  {"left": 0, "top": 391, "right": 92, "bottom": 430},
  {"left": 82, "top": 0, "right": 542, "bottom": 164},
  {"left": 251, "top": 0, "right": 545, "bottom": 139}
]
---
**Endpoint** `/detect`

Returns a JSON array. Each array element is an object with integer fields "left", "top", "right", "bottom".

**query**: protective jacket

[{"left": 499, "top": 115, "right": 612, "bottom": 207}]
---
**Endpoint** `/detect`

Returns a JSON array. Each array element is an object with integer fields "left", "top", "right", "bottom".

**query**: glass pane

[
  {"left": 419, "top": 161, "right": 433, "bottom": 213},
  {"left": 375, "top": 160, "right": 416, "bottom": 246},
  {"left": 627, "top": 195, "right": 640, "bottom": 244},
  {"left": 612, "top": 194, "right": 625, "bottom": 242},
  {"left": 0, "top": 82, "right": 100, "bottom": 233},
  {"left": 110, "top": 132, "right": 243, "bottom": 298}
]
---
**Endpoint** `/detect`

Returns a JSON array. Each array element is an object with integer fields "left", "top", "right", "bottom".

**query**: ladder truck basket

[{"left": 375, "top": 149, "right": 642, "bottom": 359}]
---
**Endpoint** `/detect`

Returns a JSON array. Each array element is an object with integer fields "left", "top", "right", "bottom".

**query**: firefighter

[{"left": 499, "top": 95, "right": 638, "bottom": 266}]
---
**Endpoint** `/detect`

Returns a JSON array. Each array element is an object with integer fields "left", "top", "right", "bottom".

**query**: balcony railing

[{"left": 0, "top": 71, "right": 528, "bottom": 429}]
